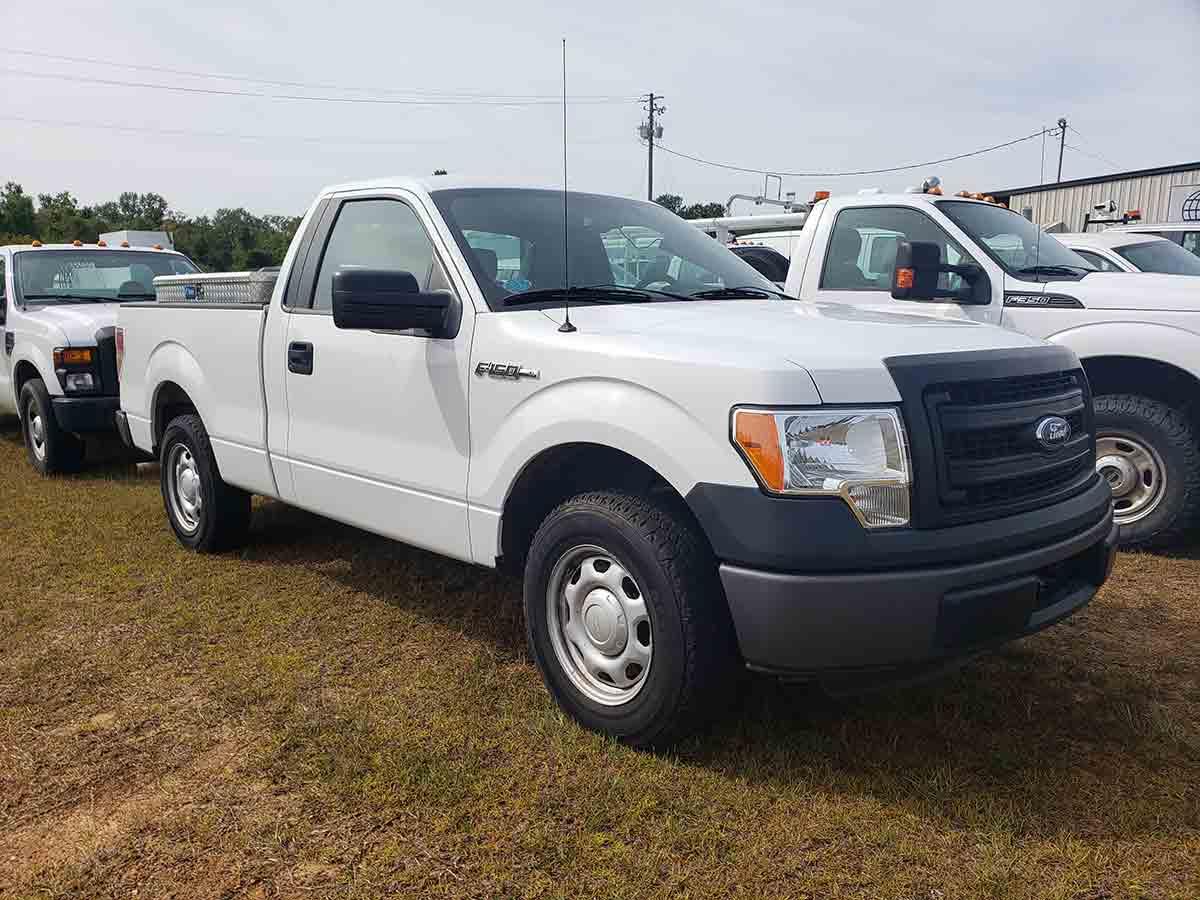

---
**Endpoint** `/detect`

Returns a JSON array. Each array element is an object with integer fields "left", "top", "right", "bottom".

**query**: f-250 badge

[{"left": 475, "top": 362, "right": 540, "bottom": 380}]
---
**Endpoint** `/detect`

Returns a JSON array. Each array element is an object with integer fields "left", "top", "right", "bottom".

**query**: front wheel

[
  {"left": 1094, "top": 394, "right": 1200, "bottom": 548},
  {"left": 19, "top": 378, "right": 84, "bottom": 475},
  {"left": 523, "top": 491, "right": 740, "bottom": 749}
]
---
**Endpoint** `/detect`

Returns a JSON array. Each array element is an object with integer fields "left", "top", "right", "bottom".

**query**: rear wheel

[
  {"left": 524, "top": 490, "right": 740, "bottom": 749},
  {"left": 1094, "top": 393, "right": 1200, "bottom": 548},
  {"left": 19, "top": 378, "right": 84, "bottom": 475},
  {"left": 160, "top": 413, "right": 251, "bottom": 553}
]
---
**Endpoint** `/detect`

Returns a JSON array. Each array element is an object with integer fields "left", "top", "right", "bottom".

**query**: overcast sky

[{"left": 3, "top": 0, "right": 1198, "bottom": 217}]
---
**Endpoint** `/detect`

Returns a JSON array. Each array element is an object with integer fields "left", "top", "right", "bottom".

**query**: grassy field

[{"left": 1, "top": 418, "right": 1198, "bottom": 900}]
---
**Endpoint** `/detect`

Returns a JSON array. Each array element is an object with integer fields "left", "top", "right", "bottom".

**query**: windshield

[
  {"left": 15, "top": 250, "right": 198, "bottom": 304},
  {"left": 1116, "top": 240, "right": 1200, "bottom": 276},
  {"left": 937, "top": 200, "right": 1092, "bottom": 278},
  {"left": 430, "top": 188, "right": 774, "bottom": 309}
]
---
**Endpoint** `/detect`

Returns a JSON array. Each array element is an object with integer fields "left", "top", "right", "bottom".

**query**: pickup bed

[{"left": 117, "top": 176, "right": 1117, "bottom": 746}]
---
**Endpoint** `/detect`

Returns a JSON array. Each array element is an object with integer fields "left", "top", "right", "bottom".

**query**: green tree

[
  {"left": 678, "top": 201, "right": 725, "bottom": 219},
  {"left": 654, "top": 193, "right": 683, "bottom": 215},
  {"left": 0, "top": 182, "right": 36, "bottom": 239}
]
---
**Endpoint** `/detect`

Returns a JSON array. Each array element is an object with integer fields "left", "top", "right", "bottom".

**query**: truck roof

[
  {"left": 2, "top": 242, "right": 189, "bottom": 255},
  {"left": 317, "top": 174, "right": 661, "bottom": 202}
]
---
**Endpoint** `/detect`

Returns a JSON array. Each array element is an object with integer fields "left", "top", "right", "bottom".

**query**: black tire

[
  {"left": 523, "top": 490, "right": 740, "bottom": 749},
  {"left": 19, "top": 378, "right": 84, "bottom": 475},
  {"left": 159, "top": 413, "right": 251, "bottom": 553},
  {"left": 1094, "top": 393, "right": 1200, "bottom": 548}
]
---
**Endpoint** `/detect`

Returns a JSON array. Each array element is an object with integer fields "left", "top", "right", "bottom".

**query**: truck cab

[
  {"left": 0, "top": 241, "right": 197, "bottom": 473},
  {"left": 772, "top": 192, "right": 1200, "bottom": 546}
]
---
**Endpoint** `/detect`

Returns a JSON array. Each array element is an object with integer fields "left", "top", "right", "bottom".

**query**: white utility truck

[
  {"left": 704, "top": 193, "right": 1200, "bottom": 547},
  {"left": 0, "top": 240, "right": 197, "bottom": 473},
  {"left": 117, "top": 177, "right": 1116, "bottom": 746}
]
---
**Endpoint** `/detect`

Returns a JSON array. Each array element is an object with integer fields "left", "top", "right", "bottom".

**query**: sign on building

[{"left": 1167, "top": 185, "right": 1200, "bottom": 223}]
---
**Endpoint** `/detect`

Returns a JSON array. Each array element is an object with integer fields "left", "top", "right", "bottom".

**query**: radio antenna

[{"left": 558, "top": 37, "right": 576, "bottom": 333}]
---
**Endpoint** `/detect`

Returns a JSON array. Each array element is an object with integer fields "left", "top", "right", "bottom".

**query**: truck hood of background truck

[
  {"left": 23, "top": 303, "right": 119, "bottom": 345},
  {"left": 1039, "top": 272, "right": 1200, "bottom": 312},
  {"left": 540, "top": 298, "right": 1047, "bottom": 403}
]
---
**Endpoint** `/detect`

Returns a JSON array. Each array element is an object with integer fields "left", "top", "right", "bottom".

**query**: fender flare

[{"left": 1045, "top": 321, "right": 1200, "bottom": 383}]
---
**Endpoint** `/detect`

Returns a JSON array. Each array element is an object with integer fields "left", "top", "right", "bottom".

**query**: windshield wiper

[
  {"left": 21, "top": 293, "right": 116, "bottom": 303},
  {"left": 1015, "top": 265, "right": 1091, "bottom": 277},
  {"left": 502, "top": 284, "right": 691, "bottom": 307},
  {"left": 690, "top": 285, "right": 792, "bottom": 300}
]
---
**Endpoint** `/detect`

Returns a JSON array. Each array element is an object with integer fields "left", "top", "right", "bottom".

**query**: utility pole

[
  {"left": 639, "top": 94, "right": 666, "bottom": 200},
  {"left": 1056, "top": 117, "right": 1068, "bottom": 183}
]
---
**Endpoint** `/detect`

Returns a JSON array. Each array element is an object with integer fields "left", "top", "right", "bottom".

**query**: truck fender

[
  {"left": 143, "top": 340, "right": 217, "bottom": 441},
  {"left": 467, "top": 377, "right": 756, "bottom": 563},
  {"left": 1044, "top": 321, "right": 1200, "bottom": 383},
  {"left": 10, "top": 346, "right": 60, "bottom": 410}
]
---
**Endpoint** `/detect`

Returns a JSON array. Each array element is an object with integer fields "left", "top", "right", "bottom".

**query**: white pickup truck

[
  {"left": 116, "top": 177, "right": 1116, "bottom": 746},
  {"left": 0, "top": 241, "right": 198, "bottom": 473},
  {"left": 717, "top": 193, "right": 1200, "bottom": 547}
]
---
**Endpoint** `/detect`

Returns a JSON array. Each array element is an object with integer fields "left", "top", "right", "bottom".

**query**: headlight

[
  {"left": 733, "top": 407, "right": 911, "bottom": 528},
  {"left": 64, "top": 372, "right": 96, "bottom": 392}
]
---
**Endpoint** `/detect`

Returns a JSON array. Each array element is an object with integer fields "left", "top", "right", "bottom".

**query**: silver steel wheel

[
  {"left": 27, "top": 407, "right": 46, "bottom": 462},
  {"left": 546, "top": 544, "right": 653, "bottom": 707},
  {"left": 166, "top": 443, "right": 203, "bottom": 534},
  {"left": 1097, "top": 431, "right": 1166, "bottom": 525}
]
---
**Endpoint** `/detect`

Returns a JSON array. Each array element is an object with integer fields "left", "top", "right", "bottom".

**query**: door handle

[{"left": 287, "top": 341, "right": 314, "bottom": 375}]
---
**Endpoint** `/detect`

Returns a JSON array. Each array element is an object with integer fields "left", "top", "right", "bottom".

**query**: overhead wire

[
  {"left": 0, "top": 47, "right": 640, "bottom": 101},
  {"left": 640, "top": 129, "right": 1050, "bottom": 178},
  {"left": 0, "top": 66, "right": 638, "bottom": 106}
]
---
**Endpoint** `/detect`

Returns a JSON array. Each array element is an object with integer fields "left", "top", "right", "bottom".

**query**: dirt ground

[{"left": 1, "top": 419, "right": 1197, "bottom": 899}]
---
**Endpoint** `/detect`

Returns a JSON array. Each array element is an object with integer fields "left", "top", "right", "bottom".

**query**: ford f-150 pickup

[{"left": 116, "top": 176, "right": 1117, "bottom": 746}]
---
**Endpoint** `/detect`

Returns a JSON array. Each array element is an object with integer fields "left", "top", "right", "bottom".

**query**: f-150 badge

[{"left": 475, "top": 362, "right": 540, "bottom": 380}]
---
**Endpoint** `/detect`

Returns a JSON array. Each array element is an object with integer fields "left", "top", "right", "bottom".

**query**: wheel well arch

[
  {"left": 497, "top": 442, "right": 704, "bottom": 575},
  {"left": 152, "top": 381, "right": 199, "bottom": 450},
  {"left": 1081, "top": 356, "right": 1200, "bottom": 416},
  {"left": 13, "top": 360, "right": 41, "bottom": 400}
]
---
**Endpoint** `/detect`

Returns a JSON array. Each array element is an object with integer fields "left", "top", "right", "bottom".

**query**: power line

[
  {"left": 643, "top": 129, "right": 1049, "bottom": 178},
  {"left": 0, "top": 47, "right": 638, "bottom": 101},
  {"left": 0, "top": 66, "right": 638, "bottom": 106},
  {"left": 1065, "top": 126, "right": 1124, "bottom": 171},
  {"left": 0, "top": 113, "right": 630, "bottom": 147}
]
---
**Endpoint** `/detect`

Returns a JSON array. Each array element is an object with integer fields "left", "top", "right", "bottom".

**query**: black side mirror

[
  {"left": 891, "top": 240, "right": 989, "bottom": 304},
  {"left": 332, "top": 269, "right": 452, "bottom": 334}
]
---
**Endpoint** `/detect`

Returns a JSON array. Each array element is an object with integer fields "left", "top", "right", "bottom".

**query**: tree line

[
  {"left": 0, "top": 182, "right": 301, "bottom": 271},
  {"left": 0, "top": 181, "right": 725, "bottom": 272}
]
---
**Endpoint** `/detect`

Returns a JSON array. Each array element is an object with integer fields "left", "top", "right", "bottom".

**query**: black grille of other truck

[
  {"left": 885, "top": 348, "right": 1098, "bottom": 529},
  {"left": 95, "top": 327, "right": 119, "bottom": 395}
]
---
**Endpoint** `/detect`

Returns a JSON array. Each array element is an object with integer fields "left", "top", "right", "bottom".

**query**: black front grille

[
  {"left": 926, "top": 370, "right": 1095, "bottom": 525},
  {"left": 95, "top": 327, "right": 119, "bottom": 395},
  {"left": 884, "top": 348, "right": 1099, "bottom": 530}
]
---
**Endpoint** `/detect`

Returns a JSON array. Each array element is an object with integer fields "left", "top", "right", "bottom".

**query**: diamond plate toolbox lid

[{"left": 153, "top": 269, "right": 279, "bottom": 305}]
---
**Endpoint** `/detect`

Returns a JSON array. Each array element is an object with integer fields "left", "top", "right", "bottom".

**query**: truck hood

[
  {"left": 24, "top": 303, "right": 119, "bottom": 345},
  {"left": 541, "top": 299, "right": 1046, "bottom": 402},
  {"left": 1044, "top": 272, "right": 1200, "bottom": 312}
]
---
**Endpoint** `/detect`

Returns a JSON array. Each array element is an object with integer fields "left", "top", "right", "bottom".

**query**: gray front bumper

[{"left": 720, "top": 511, "right": 1118, "bottom": 676}]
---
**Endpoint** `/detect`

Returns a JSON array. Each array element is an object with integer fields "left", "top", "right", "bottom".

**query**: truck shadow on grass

[{"left": 240, "top": 498, "right": 1200, "bottom": 840}]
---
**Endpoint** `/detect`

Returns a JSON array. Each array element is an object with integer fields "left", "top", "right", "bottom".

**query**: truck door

[
  {"left": 805, "top": 205, "right": 1003, "bottom": 324},
  {"left": 0, "top": 256, "right": 12, "bottom": 415},
  {"left": 281, "top": 194, "right": 475, "bottom": 562}
]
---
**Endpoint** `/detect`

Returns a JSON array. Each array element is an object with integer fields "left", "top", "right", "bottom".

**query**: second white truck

[{"left": 117, "top": 177, "right": 1117, "bottom": 746}]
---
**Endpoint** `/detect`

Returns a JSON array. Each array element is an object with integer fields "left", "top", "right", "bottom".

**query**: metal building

[{"left": 990, "top": 161, "right": 1200, "bottom": 232}]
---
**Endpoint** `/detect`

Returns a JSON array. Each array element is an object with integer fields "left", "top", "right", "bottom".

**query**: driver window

[{"left": 821, "top": 207, "right": 978, "bottom": 293}]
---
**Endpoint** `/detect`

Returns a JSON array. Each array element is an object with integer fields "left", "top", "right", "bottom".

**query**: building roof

[{"left": 989, "top": 161, "right": 1200, "bottom": 199}]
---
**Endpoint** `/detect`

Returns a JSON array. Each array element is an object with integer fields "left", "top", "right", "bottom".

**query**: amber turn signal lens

[
  {"left": 54, "top": 348, "right": 95, "bottom": 366},
  {"left": 734, "top": 411, "right": 785, "bottom": 492},
  {"left": 812, "top": 190, "right": 831, "bottom": 202},
  {"left": 72, "top": 239, "right": 82, "bottom": 247},
  {"left": 895, "top": 268, "right": 914, "bottom": 290}
]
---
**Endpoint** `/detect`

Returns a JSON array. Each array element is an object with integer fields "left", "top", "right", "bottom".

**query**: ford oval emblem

[{"left": 1035, "top": 415, "right": 1072, "bottom": 449}]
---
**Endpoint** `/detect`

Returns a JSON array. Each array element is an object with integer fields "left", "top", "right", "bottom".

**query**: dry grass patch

[{"left": 0, "top": 418, "right": 1197, "bottom": 899}]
